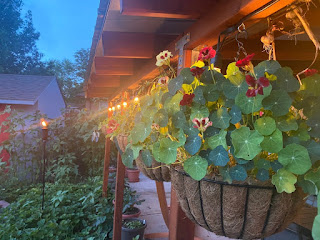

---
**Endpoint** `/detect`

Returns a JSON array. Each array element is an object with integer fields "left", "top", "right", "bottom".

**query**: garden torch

[{"left": 41, "top": 119, "right": 48, "bottom": 210}]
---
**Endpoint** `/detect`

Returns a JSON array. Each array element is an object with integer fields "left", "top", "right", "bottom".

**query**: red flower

[
  {"left": 236, "top": 53, "right": 255, "bottom": 68},
  {"left": 245, "top": 75, "right": 270, "bottom": 97},
  {"left": 198, "top": 47, "right": 216, "bottom": 61},
  {"left": 304, "top": 69, "right": 318, "bottom": 77},
  {"left": 180, "top": 93, "right": 195, "bottom": 106},
  {"left": 190, "top": 67, "right": 205, "bottom": 77},
  {"left": 106, "top": 119, "right": 119, "bottom": 134}
]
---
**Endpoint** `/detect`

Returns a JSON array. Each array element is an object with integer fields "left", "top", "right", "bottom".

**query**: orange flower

[{"left": 106, "top": 119, "right": 119, "bottom": 134}]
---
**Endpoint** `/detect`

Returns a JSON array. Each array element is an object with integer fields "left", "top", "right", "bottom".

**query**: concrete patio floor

[{"left": 129, "top": 173, "right": 303, "bottom": 240}]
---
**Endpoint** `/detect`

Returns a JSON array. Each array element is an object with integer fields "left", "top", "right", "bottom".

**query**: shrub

[{"left": 0, "top": 177, "right": 114, "bottom": 240}]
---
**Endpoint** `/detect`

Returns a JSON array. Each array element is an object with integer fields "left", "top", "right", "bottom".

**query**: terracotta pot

[
  {"left": 121, "top": 218, "right": 146, "bottom": 240},
  {"left": 171, "top": 168, "right": 304, "bottom": 239},
  {"left": 116, "top": 134, "right": 129, "bottom": 153},
  {"left": 136, "top": 154, "right": 171, "bottom": 182},
  {"left": 126, "top": 168, "right": 140, "bottom": 183},
  {"left": 123, "top": 207, "right": 141, "bottom": 219},
  {"left": 112, "top": 200, "right": 141, "bottom": 219}
]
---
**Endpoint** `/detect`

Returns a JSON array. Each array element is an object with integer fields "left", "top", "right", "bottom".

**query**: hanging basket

[
  {"left": 136, "top": 154, "right": 171, "bottom": 182},
  {"left": 115, "top": 134, "right": 128, "bottom": 153},
  {"left": 171, "top": 168, "right": 304, "bottom": 239}
]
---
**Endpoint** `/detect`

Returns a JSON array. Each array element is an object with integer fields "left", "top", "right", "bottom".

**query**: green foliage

[
  {"left": 0, "top": 177, "right": 114, "bottom": 240},
  {"left": 123, "top": 220, "right": 144, "bottom": 230},
  {"left": 272, "top": 168, "right": 297, "bottom": 193},
  {"left": 184, "top": 155, "right": 208, "bottom": 180}
]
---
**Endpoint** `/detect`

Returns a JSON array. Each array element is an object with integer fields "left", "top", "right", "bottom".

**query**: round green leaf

[
  {"left": 229, "top": 105, "right": 242, "bottom": 125},
  {"left": 223, "top": 80, "right": 248, "bottom": 100},
  {"left": 140, "top": 95, "right": 153, "bottom": 112},
  {"left": 183, "top": 122, "right": 199, "bottom": 137},
  {"left": 210, "top": 107, "right": 231, "bottom": 129},
  {"left": 304, "top": 167, "right": 320, "bottom": 186},
  {"left": 180, "top": 68, "right": 194, "bottom": 84},
  {"left": 203, "top": 126, "right": 220, "bottom": 139},
  {"left": 231, "top": 127, "right": 264, "bottom": 160},
  {"left": 274, "top": 67, "right": 300, "bottom": 92},
  {"left": 298, "top": 179, "right": 318, "bottom": 195},
  {"left": 131, "top": 144, "right": 143, "bottom": 159},
  {"left": 172, "top": 111, "right": 187, "bottom": 129},
  {"left": 275, "top": 115, "right": 298, "bottom": 132},
  {"left": 158, "top": 138, "right": 179, "bottom": 164},
  {"left": 207, "top": 129, "right": 227, "bottom": 150},
  {"left": 203, "top": 84, "right": 219, "bottom": 102},
  {"left": 161, "top": 92, "right": 171, "bottom": 105},
  {"left": 312, "top": 216, "right": 320, "bottom": 240},
  {"left": 271, "top": 160, "right": 283, "bottom": 172},
  {"left": 260, "top": 128, "right": 283, "bottom": 153},
  {"left": 303, "top": 140, "right": 320, "bottom": 164},
  {"left": 235, "top": 92, "right": 263, "bottom": 114},
  {"left": 220, "top": 167, "right": 232, "bottom": 184},
  {"left": 254, "top": 117, "right": 276, "bottom": 136},
  {"left": 193, "top": 86, "right": 206, "bottom": 105},
  {"left": 184, "top": 155, "right": 208, "bottom": 181},
  {"left": 229, "top": 165, "right": 247, "bottom": 181},
  {"left": 226, "top": 62, "right": 245, "bottom": 85},
  {"left": 254, "top": 60, "right": 281, "bottom": 78},
  {"left": 184, "top": 135, "right": 202, "bottom": 155},
  {"left": 141, "top": 149, "right": 153, "bottom": 167},
  {"left": 256, "top": 169, "right": 269, "bottom": 181},
  {"left": 208, "top": 145, "right": 229, "bottom": 166},
  {"left": 262, "top": 90, "right": 292, "bottom": 117},
  {"left": 271, "top": 168, "right": 297, "bottom": 193},
  {"left": 256, "top": 158, "right": 271, "bottom": 170},
  {"left": 154, "top": 109, "right": 168, "bottom": 127},
  {"left": 190, "top": 103, "right": 209, "bottom": 120},
  {"left": 200, "top": 68, "right": 214, "bottom": 84},
  {"left": 168, "top": 75, "right": 183, "bottom": 96},
  {"left": 307, "top": 118, "right": 320, "bottom": 138},
  {"left": 301, "top": 73, "right": 320, "bottom": 97},
  {"left": 131, "top": 122, "right": 152, "bottom": 144},
  {"left": 278, "top": 143, "right": 312, "bottom": 175},
  {"left": 165, "top": 92, "right": 183, "bottom": 115},
  {"left": 122, "top": 148, "right": 134, "bottom": 168}
]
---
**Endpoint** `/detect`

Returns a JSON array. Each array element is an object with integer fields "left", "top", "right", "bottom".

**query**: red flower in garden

[
  {"left": 304, "top": 69, "right": 318, "bottom": 77},
  {"left": 245, "top": 75, "right": 270, "bottom": 97},
  {"left": 190, "top": 67, "right": 205, "bottom": 77},
  {"left": 236, "top": 53, "right": 255, "bottom": 68},
  {"left": 180, "top": 93, "right": 195, "bottom": 106},
  {"left": 106, "top": 119, "right": 119, "bottom": 134},
  {"left": 198, "top": 47, "right": 216, "bottom": 61}
]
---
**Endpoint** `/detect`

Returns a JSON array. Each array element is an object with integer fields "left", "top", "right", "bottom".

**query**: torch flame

[{"left": 41, "top": 120, "right": 47, "bottom": 127}]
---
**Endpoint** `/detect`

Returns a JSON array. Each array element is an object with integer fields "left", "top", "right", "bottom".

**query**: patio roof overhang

[{"left": 85, "top": 0, "right": 320, "bottom": 101}]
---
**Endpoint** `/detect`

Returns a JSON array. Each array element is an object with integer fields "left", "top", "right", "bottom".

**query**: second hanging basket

[
  {"left": 171, "top": 168, "right": 304, "bottom": 239},
  {"left": 135, "top": 154, "right": 171, "bottom": 182}
]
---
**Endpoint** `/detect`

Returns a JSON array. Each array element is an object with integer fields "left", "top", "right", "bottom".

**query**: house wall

[{"left": 37, "top": 78, "right": 66, "bottom": 119}]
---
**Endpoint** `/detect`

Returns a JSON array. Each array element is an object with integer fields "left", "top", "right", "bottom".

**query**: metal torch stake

[{"left": 41, "top": 128, "right": 48, "bottom": 210}]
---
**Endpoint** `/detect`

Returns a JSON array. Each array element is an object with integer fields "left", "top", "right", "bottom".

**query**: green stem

[{"left": 209, "top": 66, "right": 216, "bottom": 84}]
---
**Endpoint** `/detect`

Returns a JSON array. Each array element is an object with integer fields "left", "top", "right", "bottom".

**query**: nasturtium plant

[{"left": 119, "top": 49, "right": 320, "bottom": 239}]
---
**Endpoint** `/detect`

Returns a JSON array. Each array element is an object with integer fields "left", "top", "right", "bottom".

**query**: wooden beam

[
  {"left": 105, "top": 0, "right": 297, "bottom": 101},
  {"left": 102, "top": 138, "right": 111, "bottom": 197},
  {"left": 221, "top": 40, "right": 317, "bottom": 61},
  {"left": 94, "top": 57, "right": 133, "bottom": 75},
  {"left": 90, "top": 74, "right": 121, "bottom": 88},
  {"left": 112, "top": 152, "right": 126, "bottom": 240},
  {"left": 184, "top": 0, "right": 297, "bottom": 50},
  {"left": 88, "top": 87, "right": 118, "bottom": 95},
  {"left": 102, "top": 31, "right": 155, "bottom": 58},
  {"left": 120, "top": 0, "right": 216, "bottom": 19}
]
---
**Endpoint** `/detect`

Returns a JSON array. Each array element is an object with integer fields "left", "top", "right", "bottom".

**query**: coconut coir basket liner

[
  {"left": 171, "top": 168, "right": 304, "bottom": 239},
  {"left": 136, "top": 154, "right": 171, "bottom": 182},
  {"left": 115, "top": 134, "right": 128, "bottom": 153}
]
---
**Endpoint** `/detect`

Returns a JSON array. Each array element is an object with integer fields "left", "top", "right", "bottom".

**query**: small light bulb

[
  {"left": 117, "top": 105, "right": 121, "bottom": 109},
  {"left": 134, "top": 97, "right": 139, "bottom": 102},
  {"left": 123, "top": 102, "right": 127, "bottom": 107},
  {"left": 112, "top": 107, "right": 115, "bottom": 111},
  {"left": 108, "top": 108, "right": 112, "bottom": 111}
]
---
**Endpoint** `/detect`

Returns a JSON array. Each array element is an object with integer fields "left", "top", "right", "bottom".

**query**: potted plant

[
  {"left": 126, "top": 164, "right": 140, "bottom": 183},
  {"left": 123, "top": 47, "right": 320, "bottom": 239},
  {"left": 112, "top": 186, "right": 145, "bottom": 219},
  {"left": 121, "top": 218, "right": 147, "bottom": 240}
]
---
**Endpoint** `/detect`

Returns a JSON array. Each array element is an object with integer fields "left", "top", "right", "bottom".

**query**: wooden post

[
  {"left": 156, "top": 181, "right": 170, "bottom": 228},
  {"left": 102, "top": 137, "right": 111, "bottom": 197},
  {"left": 112, "top": 152, "right": 126, "bottom": 240},
  {"left": 169, "top": 48, "right": 195, "bottom": 240}
]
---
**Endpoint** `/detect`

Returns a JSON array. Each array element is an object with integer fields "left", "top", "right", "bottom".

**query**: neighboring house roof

[{"left": 0, "top": 74, "right": 56, "bottom": 105}]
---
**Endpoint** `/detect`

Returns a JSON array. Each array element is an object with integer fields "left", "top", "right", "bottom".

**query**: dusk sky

[{"left": 22, "top": 0, "right": 100, "bottom": 61}]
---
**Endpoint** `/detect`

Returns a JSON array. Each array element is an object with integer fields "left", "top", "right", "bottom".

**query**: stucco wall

[{"left": 37, "top": 78, "right": 65, "bottom": 119}]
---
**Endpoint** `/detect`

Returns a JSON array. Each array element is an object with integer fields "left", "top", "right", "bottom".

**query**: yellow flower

[{"left": 265, "top": 72, "right": 277, "bottom": 81}]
